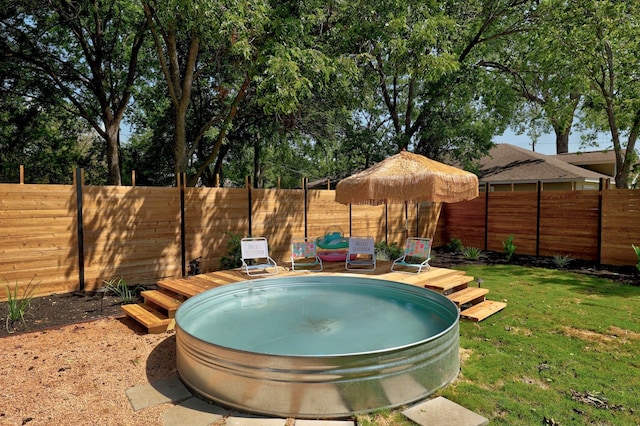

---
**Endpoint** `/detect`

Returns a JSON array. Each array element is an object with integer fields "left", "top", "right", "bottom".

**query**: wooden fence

[
  {"left": 0, "top": 177, "right": 444, "bottom": 301},
  {"left": 444, "top": 188, "right": 640, "bottom": 266}
]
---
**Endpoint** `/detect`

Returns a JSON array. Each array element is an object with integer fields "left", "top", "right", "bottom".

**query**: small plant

[
  {"left": 104, "top": 277, "right": 141, "bottom": 304},
  {"left": 552, "top": 254, "right": 572, "bottom": 268},
  {"left": 446, "top": 237, "right": 464, "bottom": 254},
  {"left": 502, "top": 234, "right": 517, "bottom": 260},
  {"left": 462, "top": 246, "right": 482, "bottom": 260},
  {"left": 220, "top": 232, "right": 243, "bottom": 270},
  {"left": 633, "top": 245, "right": 640, "bottom": 271},
  {"left": 375, "top": 241, "right": 404, "bottom": 261},
  {"left": 5, "top": 278, "right": 39, "bottom": 333}
]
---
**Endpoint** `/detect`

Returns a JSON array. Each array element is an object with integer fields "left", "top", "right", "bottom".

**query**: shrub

[
  {"left": 502, "top": 234, "right": 517, "bottom": 260},
  {"left": 220, "top": 232, "right": 243, "bottom": 270},
  {"left": 375, "top": 241, "right": 403, "bottom": 261},
  {"left": 5, "top": 278, "right": 39, "bottom": 333},
  {"left": 104, "top": 277, "right": 141, "bottom": 304},
  {"left": 633, "top": 245, "right": 640, "bottom": 271},
  {"left": 552, "top": 254, "right": 572, "bottom": 268},
  {"left": 462, "top": 246, "right": 482, "bottom": 260},
  {"left": 446, "top": 238, "right": 464, "bottom": 254}
]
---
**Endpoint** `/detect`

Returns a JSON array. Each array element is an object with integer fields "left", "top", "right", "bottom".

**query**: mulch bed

[{"left": 1, "top": 250, "right": 638, "bottom": 338}]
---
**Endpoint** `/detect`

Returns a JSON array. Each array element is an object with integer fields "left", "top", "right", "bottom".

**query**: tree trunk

[
  {"left": 554, "top": 126, "right": 570, "bottom": 154},
  {"left": 105, "top": 121, "right": 122, "bottom": 185},
  {"left": 174, "top": 109, "right": 188, "bottom": 179}
]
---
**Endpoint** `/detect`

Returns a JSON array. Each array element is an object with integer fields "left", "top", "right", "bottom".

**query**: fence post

[
  {"left": 247, "top": 176, "right": 252, "bottom": 236},
  {"left": 20, "top": 165, "right": 24, "bottom": 184},
  {"left": 536, "top": 180, "right": 541, "bottom": 257},
  {"left": 484, "top": 183, "right": 489, "bottom": 250},
  {"left": 75, "top": 167, "right": 85, "bottom": 291},
  {"left": 179, "top": 173, "right": 187, "bottom": 277},
  {"left": 597, "top": 178, "right": 604, "bottom": 265},
  {"left": 303, "top": 177, "right": 308, "bottom": 239}
]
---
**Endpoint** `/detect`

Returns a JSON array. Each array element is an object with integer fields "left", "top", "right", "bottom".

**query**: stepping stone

[
  {"left": 226, "top": 414, "right": 287, "bottom": 425},
  {"left": 125, "top": 376, "right": 191, "bottom": 411},
  {"left": 294, "top": 420, "right": 355, "bottom": 425},
  {"left": 402, "top": 396, "right": 488, "bottom": 426},
  {"left": 161, "top": 397, "right": 227, "bottom": 426}
]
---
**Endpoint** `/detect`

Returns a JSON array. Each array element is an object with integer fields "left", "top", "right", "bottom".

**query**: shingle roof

[
  {"left": 552, "top": 150, "right": 616, "bottom": 165},
  {"left": 478, "top": 144, "right": 610, "bottom": 183}
]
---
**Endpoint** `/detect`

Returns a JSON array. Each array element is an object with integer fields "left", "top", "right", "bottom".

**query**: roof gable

[{"left": 478, "top": 144, "right": 610, "bottom": 183}]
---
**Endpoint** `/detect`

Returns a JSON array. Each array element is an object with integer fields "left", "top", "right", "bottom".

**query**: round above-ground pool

[{"left": 175, "top": 275, "right": 459, "bottom": 419}]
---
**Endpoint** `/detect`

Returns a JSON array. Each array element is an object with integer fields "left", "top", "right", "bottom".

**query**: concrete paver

[
  {"left": 225, "top": 414, "right": 287, "bottom": 425},
  {"left": 161, "top": 397, "right": 228, "bottom": 426},
  {"left": 402, "top": 396, "right": 489, "bottom": 426},
  {"left": 125, "top": 376, "right": 192, "bottom": 411}
]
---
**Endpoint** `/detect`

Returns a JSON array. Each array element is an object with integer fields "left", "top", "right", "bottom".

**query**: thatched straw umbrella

[{"left": 335, "top": 150, "right": 479, "bottom": 239}]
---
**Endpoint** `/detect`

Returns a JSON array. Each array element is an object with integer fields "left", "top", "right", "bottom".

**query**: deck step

[
  {"left": 121, "top": 303, "right": 173, "bottom": 334},
  {"left": 460, "top": 300, "right": 507, "bottom": 322},
  {"left": 157, "top": 277, "right": 213, "bottom": 299},
  {"left": 447, "top": 287, "right": 489, "bottom": 307},
  {"left": 141, "top": 290, "right": 182, "bottom": 318},
  {"left": 424, "top": 275, "right": 475, "bottom": 295}
]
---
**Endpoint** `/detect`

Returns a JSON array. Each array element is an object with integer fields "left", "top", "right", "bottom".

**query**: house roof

[
  {"left": 552, "top": 150, "right": 616, "bottom": 166},
  {"left": 478, "top": 144, "right": 610, "bottom": 184}
]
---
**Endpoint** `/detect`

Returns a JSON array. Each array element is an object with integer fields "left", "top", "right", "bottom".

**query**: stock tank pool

[{"left": 175, "top": 275, "right": 459, "bottom": 418}]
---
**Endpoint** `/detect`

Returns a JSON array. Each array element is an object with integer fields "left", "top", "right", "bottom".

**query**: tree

[
  {"left": 0, "top": 0, "right": 148, "bottom": 185},
  {"left": 477, "top": 0, "right": 587, "bottom": 154},
  {"left": 322, "top": 0, "right": 534, "bottom": 168},
  {"left": 565, "top": 0, "right": 640, "bottom": 188},
  {"left": 143, "top": 0, "right": 357, "bottom": 186}
]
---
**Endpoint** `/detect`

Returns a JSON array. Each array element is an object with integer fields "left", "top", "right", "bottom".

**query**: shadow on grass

[{"left": 459, "top": 264, "right": 640, "bottom": 299}]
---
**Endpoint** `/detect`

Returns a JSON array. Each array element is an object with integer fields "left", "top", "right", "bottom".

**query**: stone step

[
  {"left": 141, "top": 290, "right": 182, "bottom": 318},
  {"left": 447, "top": 287, "right": 489, "bottom": 307},
  {"left": 121, "top": 303, "right": 173, "bottom": 334},
  {"left": 460, "top": 300, "right": 507, "bottom": 322}
]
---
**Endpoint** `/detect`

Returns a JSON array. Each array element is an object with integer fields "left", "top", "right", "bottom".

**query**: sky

[{"left": 492, "top": 127, "right": 613, "bottom": 155}]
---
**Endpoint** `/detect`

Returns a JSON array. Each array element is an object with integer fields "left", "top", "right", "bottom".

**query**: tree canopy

[{"left": 1, "top": 0, "right": 639, "bottom": 187}]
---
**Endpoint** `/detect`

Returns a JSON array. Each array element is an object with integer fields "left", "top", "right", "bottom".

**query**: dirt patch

[{"left": 561, "top": 325, "right": 640, "bottom": 345}]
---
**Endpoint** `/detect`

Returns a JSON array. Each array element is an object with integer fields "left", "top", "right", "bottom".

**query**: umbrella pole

[{"left": 404, "top": 201, "right": 409, "bottom": 239}]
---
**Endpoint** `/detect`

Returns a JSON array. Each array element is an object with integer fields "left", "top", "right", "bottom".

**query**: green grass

[{"left": 437, "top": 265, "right": 640, "bottom": 425}]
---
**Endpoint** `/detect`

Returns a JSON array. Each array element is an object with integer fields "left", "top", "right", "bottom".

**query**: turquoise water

[{"left": 178, "top": 277, "right": 456, "bottom": 356}]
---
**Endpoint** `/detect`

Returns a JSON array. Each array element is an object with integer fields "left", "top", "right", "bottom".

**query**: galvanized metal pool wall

[{"left": 175, "top": 276, "right": 460, "bottom": 418}]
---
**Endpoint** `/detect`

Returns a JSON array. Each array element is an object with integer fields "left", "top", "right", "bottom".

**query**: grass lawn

[{"left": 357, "top": 264, "right": 640, "bottom": 426}]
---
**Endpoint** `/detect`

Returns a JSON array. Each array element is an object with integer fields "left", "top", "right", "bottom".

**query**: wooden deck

[{"left": 122, "top": 260, "right": 506, "bottom": 333}]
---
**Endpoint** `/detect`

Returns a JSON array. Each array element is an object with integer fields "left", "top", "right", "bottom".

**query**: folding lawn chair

[
  {"left": 291, "top": 237, "right": 323, "bottom": 272},
  {"left": 391, "top": 237, "right": 432, "bottom": 273},
  {"left": 345, "top": 236, "right": 376, "bottom": 271},
  {"left": 240, "top": 237, "right": 279, "bottom": 276}
]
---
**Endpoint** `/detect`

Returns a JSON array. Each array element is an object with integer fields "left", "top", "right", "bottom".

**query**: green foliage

[
  {"left": 632, "top": 245, "right": 640, "bottom": 271},
  {"left": 104, "top": 278, "right": 142, "bottom": 305},
  {"left": 5, "top": 278, "right": 39, "bottom": 333},
  {"left": 462, "top": 246, "right": 482, "bottom": 260},
  {"left": 552, "top": 254, "right": 572, "bottom": 269},
  {"left": 441, "top": 264, "right": 640, "bottom": 425},
  {"left": 446, "top": 238, "right": 464, "bottom": 254},
  {"left": 219, "top": 233, "right": 243, "bottom": 270},
  {"left": 502, "top": 234, "right": 517, "bottom": 260},
  {"left": 374, "top": 241, "right": 404, "bottom": 261}
]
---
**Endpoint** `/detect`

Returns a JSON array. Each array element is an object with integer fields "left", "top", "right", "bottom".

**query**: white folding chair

[
  {"left": 240, "top": 237, "right": 279, "bottom": 276},
  {"left": 291, "top": 237, "right": 323, "bottom": 271},
  {"left": 345, "top": 236, "right": 376, "bottom": 271},
  {"left": 391, "top": 237, "right": 432, "bottom": 273}
]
